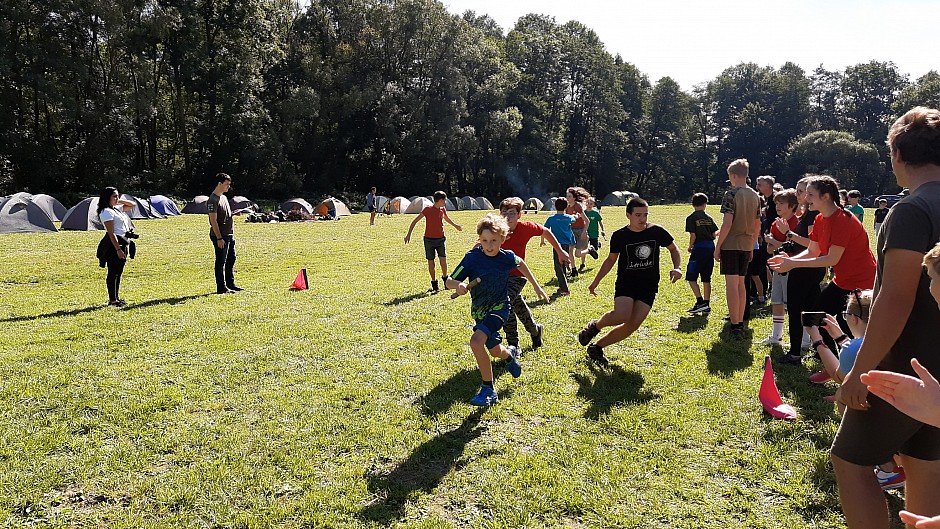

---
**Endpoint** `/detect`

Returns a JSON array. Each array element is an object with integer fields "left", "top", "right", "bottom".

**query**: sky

[{"left": 441, "top": 0, "right": 938, "bottom": 91}]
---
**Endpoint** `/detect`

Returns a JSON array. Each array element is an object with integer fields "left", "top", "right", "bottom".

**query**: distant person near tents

[
  {"left": 95, "top": 187, "right": 137, "bottom": 307},
  {"left": 366, "top": 187, "right": 377, "bottom": 225},
  {"left": 404, "top": 190, "right": 463, "bottom": 293},
  {"left": 208, "top": 173, "right": 247, "bottom": 294}
]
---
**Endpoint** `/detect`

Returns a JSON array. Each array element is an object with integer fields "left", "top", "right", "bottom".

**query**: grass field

[{"left": 0, "top": 205, "right": 904, "bottom": 528}]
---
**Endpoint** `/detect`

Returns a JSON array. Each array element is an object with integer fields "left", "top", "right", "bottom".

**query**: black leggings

[
  {"left": 785, "top": 267, "right": 825, "bottom": 356},
  {"left": 104, "top": 246, "right": 127, "bottom": 302},
  {"left": 815, "top": 281, "right": 852, "bottom": 351}
]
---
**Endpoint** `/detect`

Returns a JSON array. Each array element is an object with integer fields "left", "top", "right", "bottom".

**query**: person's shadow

[
  {"left": 571, "top": 363, "right": 658, "bottom": 419},
  {"left": 676, "top": 315, "right": 708, "bottom": 333},
  {"left": 382, "top": 291, "right": 433, "bottom": 306},
  {"left": 0, "top": 294, "right": 208, "bottom": 323},
  {"left": 359, "top": 409, "right": 488, "bottom": 524},
  {"left": 705, "top": 330, "right": 755, "bottom": 376},
  {"left": 417, "top": 367, "right": 508, "bottom": 417}
]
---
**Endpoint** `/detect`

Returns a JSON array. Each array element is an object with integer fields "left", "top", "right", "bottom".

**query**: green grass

[{"left": 0, "top": 206, "right": 903, "bottom": 528}]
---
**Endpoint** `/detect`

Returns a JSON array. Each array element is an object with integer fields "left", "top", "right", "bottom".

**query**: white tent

[
  {"left": 475, "top": 197, "right": 494, "bottom": 210},
  {"left": 458, "top": 196, "right": 480, "bottom": 210},
  {"left": 280, "top": 198, "right": 315, "bottom": 214},
  {"left": 601, "top": 191, "right": 638, "bottom": 207},
  {"left": 314, "top": 197, "right": 352, "bottom": 216},
  {"left": 404, "top": 197, "right": 433, "bottom": 213},
  {"left": 388, "top": 196, "right": 411, "bottom": 214}
]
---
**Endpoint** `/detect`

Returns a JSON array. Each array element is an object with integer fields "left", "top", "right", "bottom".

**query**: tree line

[{"left": 2, "top": 0, "right": 938, "bottom": 205}]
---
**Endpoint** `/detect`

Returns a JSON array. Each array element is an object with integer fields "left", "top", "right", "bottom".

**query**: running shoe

[
  {"left": 586, "top": 343, "right": 609, "bottom": 366},
  {"left": 588, "top": 246, "right": 599, "bottom": 259},
  {"left": 809, "top": 370, "right": 832, "bottom": 384},
  {"left": 875, "top": 466, "right": 906, "bottom": 490},
  {"left": 505, "top": 346, "right": 522, "bottom": 378},
  {"left": 578, "top": 320, "right": 600, "bottom": 346},
  {"left": 469, "top": 385, "right": 498, "bottom": 406},
  {"left": 757, "top": 334, "right": 784, "bottom": 346},
  {"left": 689, "top": 303, "right": 711, "bottom": 314}
]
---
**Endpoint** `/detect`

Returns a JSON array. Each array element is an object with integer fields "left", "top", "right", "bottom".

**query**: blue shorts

[
  {"left": 686, "top": 244, "right": 715, "bottom": 283},
  {"left": 474, "top": 310, "right": 509, "bottom": 350}
]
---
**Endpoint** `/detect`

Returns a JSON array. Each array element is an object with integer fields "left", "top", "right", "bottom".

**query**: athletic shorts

[
  {"left": 770, "top": 271, "right": 788, "bottom": 304},
  {"left": 720, "top": 249, "right": 751, "bottom": 276},
  {"left": 614, "top": 281, "right": 656, "bottom": 308},
  {"left": 572, "top": 228, "right": 588, "bottom": 250},
  {"left": 474, "top": 311, "right": 508, "bottom": 350},
  {"left": 685, "top": 246, "right": 715, "bottom": 283},
  {"left": 423, "top": 236, "right": 446, "bottom": 260},
  {"left": 831, "top": 394, "right": 940, "bottom": 465},
  {"left": 589, "top": 237, "right": 600, "bottom": 250},
  {"left": 368, "top": 206, "right": 376, "bottom": 213}
]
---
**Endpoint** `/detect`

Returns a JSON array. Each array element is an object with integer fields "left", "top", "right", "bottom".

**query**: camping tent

[
  {"left": 475, "top": 197, "right": 494, "bottom": 210},
  {"left": 408, "top": 196, "right": 422, "bottom": 203},
  {"left": 388, "top": 196, "right": 410, "bottom": 214},
  {"left": 458, "top": 196, "right": 480, "bottom": 210},
  {"left": 314, "top": 197, "right": 352, "bottom": 217},
  {"left": 280, "top": 198, "right": 314, "bottom": 214},
  {"left": 541, "top": 197, "right": 560, "bottom": 211},
  {"left": 29, "top": 194, "right": 67, "bottom": 222},
  {"left": 149, "top": 195, "right": 181, "bottom": 216},
  {"left": 181, "top": 195, "right": 210, "bottom": 214},
  {"left": 0, "top": 194, "right": 58, "bottom": 233},
  {"left": 361, "top": 195, "right": 391, "bottom": 213},
  {"left": 404, "top": 196, "right": 433, "bottom": 213},
  {"left": 121, "top": 193, "right": 164, "bottom": 219},
  {"left": 231, "top": 196, "right": 258, "bottom": 212},
  {"left": 60, "top": 197, "right": 104, "bottom": 231},
  {"left": 523, "top": 197, "right": 543, "bottom": 212},
  {"left": 601, "top": 191, "right": 638, "bottom": 207}
]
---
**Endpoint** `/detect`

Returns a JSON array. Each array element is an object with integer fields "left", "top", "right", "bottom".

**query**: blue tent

[{"left": 149, "top": 195, "right": 181, "bottom": 216}]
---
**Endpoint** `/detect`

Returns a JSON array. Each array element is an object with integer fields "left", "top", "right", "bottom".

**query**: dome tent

[
  {"left": 601, "top": 191, "right": 638, "bottom": 207},
  {"left": 181, "top": 195, "right": 210, "bottom": 214},
  {"left": 541, "top": 197, "right": 561, "bottom": 211},
  {"left": 524, "top": 197, "right": 543, "bottom": 212},
  {"left": 149, "top": 195, "right": 181, "bottom": 216},
  {"left": 231, "top": 195, "right": 258, "bottom": 212},
  {"left": 314, "top": 197, "right": 352, "bottom": 217},
  {"left": 0, "top": 194, "right": 58, "bottom": 233},
  {"left": 120, "top": 193, "right": 164, "bottom": 219},
  {"left": 60, "top": 197, "right": 104, "bottom": 231},
  {"left": 457, "top": 196, "right": 480, "bottom": 210},
  {"left": 475, "top": 197, "right": 494, "bottom": 210},
  {"left": 388, "top": 196, "right": 410, "bottom": 214},
  {"left": 29, "top": 193, "right": 67, "bottom": 222},
  {"left": 280, "top": 198, "right": 315, "bottom": 214},
  {"left": 404, "top": 196, "right": 433, "bottom": 213}
]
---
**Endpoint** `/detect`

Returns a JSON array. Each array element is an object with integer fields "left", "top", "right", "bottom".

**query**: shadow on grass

[
  {"left": 382, "top": 290, "right": 435, "bottom": 306},
  {"left": 571, "top": 363, "right": 658, "bottom": 419},
  {"left": 418, "top": 367, "right": 508, "bottom": 417},
  {"left": 0, "top": 294, "right": 208, "bottom": 323},
  {"left": 359, "top": 409, "right": 488, "bottom": 524},
  {"left": 705, "top": 328, "right": 755, "bottom": 376},
  {"left": 676, "top": 314, "right": 708, "bottom": 333}
]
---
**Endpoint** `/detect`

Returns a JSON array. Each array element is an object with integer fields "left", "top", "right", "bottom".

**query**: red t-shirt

[
  {"left": 566, "top": 202, "right": 586, "bottom": 229},
  {"left": 810, "top": 209, "right": 876, "bottom": 290},
  {"left": 769, "top": 215, "right": 798, "bottom": 242},
  {"left": 501, "top": 220, "right": 545, "bottom": 277},
  {"left": 422, "top": 206, "right": 445, "bottom": 238}
]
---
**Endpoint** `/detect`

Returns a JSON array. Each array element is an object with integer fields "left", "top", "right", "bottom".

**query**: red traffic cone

[
  {"left": 289, "top": 268, "right": 308, "bottom": 290},
  {"left": 759, "top": 356, "right": 798, "bottom": 420}
]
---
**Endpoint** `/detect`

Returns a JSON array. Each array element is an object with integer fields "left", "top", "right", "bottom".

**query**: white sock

[{"left": 772, "top": 315, "right": 785, "bottom": 339}]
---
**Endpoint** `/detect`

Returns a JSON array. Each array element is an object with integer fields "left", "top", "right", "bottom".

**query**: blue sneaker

[
  {"left": 470, "top": 385, "right": 498, "bottom": 406},
  {"left": 506, "top": 346, "right": 522, "bottom": 378}
]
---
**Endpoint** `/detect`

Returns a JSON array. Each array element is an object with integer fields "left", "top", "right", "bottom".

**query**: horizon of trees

[{"left": 2, "top": 0, "right": 938, "bottom": 206}]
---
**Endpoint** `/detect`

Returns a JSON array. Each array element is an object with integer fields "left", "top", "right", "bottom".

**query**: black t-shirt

[
  {"left": 609, "top": 224, "right": 675, "bottom": 290},
  {"left": 207, "top": 193, "right": 233, "bottom": 237},
  {"left": 685, "top": 210, "right": 718, "bottom": 242},
  {"left": 761, "top": 194, "right": 778, "bottom": 234},
  {"left": 873, "top": 207, "right": 889, "bottom": 224},
  {"left": 784, "top": 209, "right": 818, "bottom": 254}
]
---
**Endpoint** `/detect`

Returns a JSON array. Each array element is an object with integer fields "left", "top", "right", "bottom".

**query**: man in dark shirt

[{"left": 207, "top": 173, "right": 243, "bottom": 294}]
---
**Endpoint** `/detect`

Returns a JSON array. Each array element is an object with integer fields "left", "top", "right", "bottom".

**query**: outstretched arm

[
  {"left": 861, "top": 358, "right": 940, "bottom": 427},
  {"left": 443, "top": 211, "right": 463, "bottom": 231},
  {"left": 516, "top": 259, "right": 549, "bottom": 303},
  {"left": 404, "top": 214, "right": 423, "bottom": 243},
  {"left": 540, "top": 228, "right": 570, "bottom": 265},
  {"left": 587, "top": 252, "right": 618, "bottom": 296}
]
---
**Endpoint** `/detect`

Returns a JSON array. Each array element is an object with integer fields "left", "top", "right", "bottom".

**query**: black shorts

[
  {"left": 424, "top": 236, "right": 446, "bottom": 260},
  {"left": 368, "top": 206, "right": 376, "bottom": 213},
  {"left": 686, "top": 247, "right": 715, "bottom": 283},
  {"left": 614, "top": 281, "right": 656, "bottom": 307},
  {"left": 589, "top": 237, "right": 600, "bottom": 250},
  {"left": 719, "top": 249, "right": 751, "bottom": 276},
  {"left": 831, "top": 394, "right": 940, "bottom": 465}
]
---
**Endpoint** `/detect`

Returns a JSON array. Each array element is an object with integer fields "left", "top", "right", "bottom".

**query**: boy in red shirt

[{"left": 405, "top": 191, "right": 463, "bottom": 292}]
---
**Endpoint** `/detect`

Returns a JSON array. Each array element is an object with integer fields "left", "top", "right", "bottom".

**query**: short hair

[
  {"left": 433, "top": 190, "right": 447, "bottom": 202},
  {"left": 216, "top": 173, "right": 232, "bottom": 184},
  {"left": 878, "top": 199, "right": 888, "bottom": 205},
  {"left": 370, "top": 186, "right": 376, "bottom": 192},
  {"left": 554, "top": 197, "right": 568, "bottom": 211},
  {"left": 476, "top": 213, "right": 509, "bottom": 237},
  {"left": 756, "top": 175, "right": 775, "bottom": 186},
  {"left": 925, "top": 241, "right": 940, "bottom": 277},
  {"left": 847, "top": 189, "right": 861, "bottom": 198},
  {"left": 847, "top": 289, "right": 874, "bottom": 322},
  {"left": 691, "top": 193, "right": 708, "bottom": 207},
  {"left": 626, "top": 197, "right": 648, "bottom": 213},
  {"left": 566, "top": 186, "right": 589, "bottom": 202},
  {"left": 773, "top": 188, "right": 799, "bottom": 211},
  {"left": 499, "top": 197, "right": 524, "bottom": 214},
  {"left": 727, "top": 158, "right": 749, "bottom": 177},
  {"left": 887, "top": 106, "right": 940, "bottom": 166}
]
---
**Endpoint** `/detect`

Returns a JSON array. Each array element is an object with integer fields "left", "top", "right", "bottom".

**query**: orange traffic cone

[
  {"left": 289, "top": 268, "right": 308, "bottom": 290},
  {"left": 759, "top": 356, "right": 798, "bottom": 420}
]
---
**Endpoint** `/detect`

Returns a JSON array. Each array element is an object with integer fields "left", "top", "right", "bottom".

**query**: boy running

[
  {"left": 577, "top": 198, "right": 682, "bottom": 365},
  {"left": 583, "top": 197, "right": 605, "bottom": 271},
  {"left": 543, "top": 198, "right": 578, "bottom": 295},
  {"left": 447, "top": 214, "right": 550, "bottom": 406},
  {"left": 405, "top": 190, "right": 462, "bottom": 292},
  {"left": 684, "top": 193, "right": 718, "bottom": 314}
]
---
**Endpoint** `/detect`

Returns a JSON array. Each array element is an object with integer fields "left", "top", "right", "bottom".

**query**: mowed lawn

[{"left": 0, "top": 205, "right": 902, "bottom": 528}]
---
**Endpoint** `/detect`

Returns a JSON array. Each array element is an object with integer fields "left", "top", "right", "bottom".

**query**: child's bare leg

[
  {"left": 596, "top": 299, "right": 652, "bottom": 348},
  {"left": 489, "top": 344, "right": 509, "bottom": 360},
  {"left": 439, "top": 256, "right": 448, "bottom": 277},
  {"left": 703, "top": 282, "right": 711, "bottom": 300},
  {"left": 470, "top": 330, "right": 494, "bottom": 381},
  {"left": 688, "top": 281, "right": 702, "bottom": 299},
  {"left": 427, "top": 260, "right": 436, "bottom": 280}
]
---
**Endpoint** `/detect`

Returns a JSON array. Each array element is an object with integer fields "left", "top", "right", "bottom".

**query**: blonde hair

[
  {"left": 476, "top": 213, "right": 510, "bottom": 237},
  {"left": 499, "top": 197, "right": 524, "bottom": 214},
  {"left": 727, "top": 158, "right": 749, "bottom": 177},
  {"left": 925, "top": 241, "right": 940, "bottom": 276}
]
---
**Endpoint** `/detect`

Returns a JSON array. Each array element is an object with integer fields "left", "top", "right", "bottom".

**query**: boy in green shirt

[
  {"left": 581, "top": 197, "right": 604, "bottom": 271},
  {"left": 847, "top": 190, "right": 864, "bottom": 222}
]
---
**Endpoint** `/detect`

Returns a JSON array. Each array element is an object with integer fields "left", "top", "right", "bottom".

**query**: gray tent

[
  {"left": 231, "top": 195, "right": 258, "bottom": 212},
  {"left": 541, "top": 197, "right": 560, "bottom": 211},
  {"left": 426, "top": 196, "right": 457, "bottom": 211},
  {"left": 121, "top": 193, "right": 165, "bottom": 219},
  {"left": 524, "top": 197, "right": 543, "bottom": 212},
  {"left": 181, "top": 195, "right": 210, "bottom": 214},
  {"left": 475, "top": 197, "right": 494, "bottom": 210},
  {"left": 458, "top": 196, "right": 481, "bottom": 210},
  {"left": 280, "top": 198, "right": 314, "bottom": 214},
  {"left": 21, "top": 193, "right": 67, "bottom": 222},
  {"left": 404, "top": 196, "right": 433, "bottom": 213},
  {"left": 0, "top": 194, "right": 58, "bottom": 233},
  {"left": 60, "top": 197, "right": 104, "bottom": 231}
]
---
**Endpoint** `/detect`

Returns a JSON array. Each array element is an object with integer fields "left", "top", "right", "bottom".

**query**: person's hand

[
  {"left": 687, "top": 246, "right": 693, "bottom": 253},
  {"left": 588, "top": 281, "right": 600, "bottom": 296},
  {"left": 713, "top": 247, "right": 721, "bottom": 261},
  {"left": 669, "top": 268, "right": 682, "bottom": 283},
  {"left": 838, "top": 371, "right": 871, "bottom": 411},
  {"left": 455, "top": 225, "right": 463, "bottom": 232},
  {"left": 455, "top": 282, "right": 468, "bottom": 296},
  {"left": 807, "top": 325, "right": 822, "bottom": 342},
  {"left": 558, "top": 250, "right": 571, "bottom": 265},
  {"left": 768, "top": 255, "right": 793, "bottom": 273},
  {"left": 216, "top": 239, "right": 224, "bottom": 249},
  {"left": 820, "top": 314, "right": 840, "bottom": 331},
  {"left": 404, "top": 234, "right": 410, "bottom": 244},
  {"left": 117, "top": 249, "right": 126, "bottom": 260},
  {"left": 535, "top": 286, "right": 550, "bottom": 304},
  {"left": 900, "top": 511, "right": 940, "bottom": 529},
  {"left": 861, "top": 358, "right": 940, "bottom": 426},
  {"left": 773, "top": 217, "right": 790, "bottom": 234}
]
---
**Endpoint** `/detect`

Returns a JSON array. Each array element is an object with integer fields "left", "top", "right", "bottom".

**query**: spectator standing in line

[
  {"left": 847, "top": 190, "right": 865, "bottom": 222},
  {"left": 96, "top": 187, "right": 138, "bottom": 306},
  {"left": 684, "top": 192, "right": 718, "bottom": 314},
  {"left": 751, "top": 175, "right": 777, "bottom": 305},
  {"left": 758, "top": 188, "right": 799, "bottom": 346},
  {"left": 873, "top": 199, "right": 889, "bottom": 234}
]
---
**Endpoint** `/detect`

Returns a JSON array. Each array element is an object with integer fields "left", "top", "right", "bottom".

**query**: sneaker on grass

[
  {"left": 578, "top": 319, "right": 600, "bottom": 346},
  {"left": 588, "top": 246, "right": 598, "bottom": 259},
  {"left": 777, "top": 354, "right": 803, "bottom": 366},
  {"left": 469, "top": 385, "right": 498, "bottom": 407},
  {"left": 757, "top": 334, "right": 784, "bottom": 346},
  {"left": 809, "top": 370, "right": 832, "bottom": 384},
  {"left": 875, "top": 466, "right": 906, "bottom": 490},
  {"left": 586, "top": 343, "right": 609, "bottom": 366},
  {"left": 531, "top": 323, "right": 544, "bottom": 350},
  {"left": 505, "top": 346, "right": 522, "bottom": 378},
  {"left": 689, "top": 303, "right": 711, "bottom": 314}
]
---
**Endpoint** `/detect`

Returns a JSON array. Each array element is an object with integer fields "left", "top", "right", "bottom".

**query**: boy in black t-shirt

[
  {"left": 577, "top": 198, "right": 682, "bottom": 365},
  {"left": 684, "top": 193, "right": 718, "bottom": 314},
  {"left": 873, "top": 198, "right": 889, "bottom": 234}
]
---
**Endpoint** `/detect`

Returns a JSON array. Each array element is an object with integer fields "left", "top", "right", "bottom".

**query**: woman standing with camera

[{"left": 96, "top": 187, "right": 137, "bottom": 307}]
